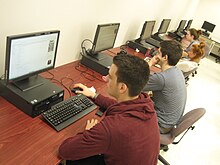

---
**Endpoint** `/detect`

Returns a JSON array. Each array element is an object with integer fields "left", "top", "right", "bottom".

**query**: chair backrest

[
  {"left": 182, "top": 67, "right": 198, "bottom": 79},
  {"left": 160, "top": 108, "right": 206, "bottom": 145}
]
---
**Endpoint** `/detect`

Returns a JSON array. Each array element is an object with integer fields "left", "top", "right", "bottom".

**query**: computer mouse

[{"left": 71, "top": 87, "right": 83, "bottom": 93}]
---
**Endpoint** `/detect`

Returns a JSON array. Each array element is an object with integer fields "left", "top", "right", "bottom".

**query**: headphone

[{"left": 117, "top": 44, "right": 128, "bottom": 55}]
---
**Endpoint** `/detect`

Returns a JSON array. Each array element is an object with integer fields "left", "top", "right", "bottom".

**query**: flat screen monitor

[
  {"left": 4, "top": 30, "right": 60, "bottom": 91},
  {"left": 89, "top": 23, "right": 120, "bottom": 60},
  {"left": 201, "top": 21, "right": 216, "bottom": 32},
  {"left": 184, "top": 19, "right": 193, "bottom": 31},
  {"left": 176, "top": 20, "right": 187, "bottom": 32},
  {"left": 140, "top": 20, "right": 156, "bottom": 40},
  {"left": 158, "top": 19, "right": 171, "bottom": 34}
]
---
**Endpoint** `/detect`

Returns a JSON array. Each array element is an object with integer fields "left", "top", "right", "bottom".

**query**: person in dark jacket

[{"left": 58, "top": 54, "right": 160, "bottom": 165}]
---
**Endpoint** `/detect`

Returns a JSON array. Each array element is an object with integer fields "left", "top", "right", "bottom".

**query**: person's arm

[
  {"left": 143, "top": 73, "right": 165, "bottom": 92},
  {"left": 74, "top": 83, "right": 117, "bottom": 109},
  {"left": 73, "top": 83, "right": 96, "bottom": 98},
  {"left": 148, "top": 55, "right": 160, "bottom": 68},
  {"left": 58, "top": 120, "right": 110, "bottom": 160},
  {"left": 182, "top": 51, "right": 188, "bottom": 58}
]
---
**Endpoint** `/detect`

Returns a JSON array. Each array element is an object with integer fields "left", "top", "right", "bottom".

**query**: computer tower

[
  {"left": 0, "top": 76, "right": 64, "bottom": 117},
  {"left": 80, "top": 52, "right": 112, "bottom": 75}
]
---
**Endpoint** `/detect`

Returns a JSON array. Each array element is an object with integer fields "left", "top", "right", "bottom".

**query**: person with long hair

[
  {"left": 177, "top": 42, "right": 205, "bottom": 72},
  {"left": 182, "top": 28, "right": 202, "bottom": 57}
]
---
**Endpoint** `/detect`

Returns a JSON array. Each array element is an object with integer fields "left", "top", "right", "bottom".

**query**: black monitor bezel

[
  {"left": 184, "top": 19, "right": 193, "bottom": 31},
  {"left": 91, "top": 23, "right": 120, "bottom": 54},
  {"left": 158, "top": 19, "right": 171, "bottom": 34},
  {"left": 201, "top": 21, "right": 216, "bottom": 33},
  {"left": 177, "top": 20, "right": 187, "bottom": 32},
  {"left": 140, "top": 20, "right": 156, "bottom": 40},
  {"left": 4, "top": 30, "right": 60, "bottom": 84}
]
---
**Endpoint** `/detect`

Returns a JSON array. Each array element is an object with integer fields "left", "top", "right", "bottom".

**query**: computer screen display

[
  {"left": 91, "top": 23, "right": 120, "bottom": 55},
  {"left": 177, "top": 20, "right": 187, "bottom": 31},
  {"left": 140, "top": 20, "right": 156, "bottom": 40},
  {"left": 158, "top": 19, "right": 171, "bottom": 34},
  {"left": 184, "top": 20, "right": 193, "bottom": 31},
  {"left": 5, "top": 30, "right": 60, "bottom": 91},
  {"left": 201, "top": 21, "right": 216, "bottom": 32}
]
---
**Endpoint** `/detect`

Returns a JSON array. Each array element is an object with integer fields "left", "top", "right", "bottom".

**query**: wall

[
  {"left": 0, "top": 0, "right": 200, "bottom": 76},
  {"left": 192, "top": 0, "right": 220, "bottom": 41}
]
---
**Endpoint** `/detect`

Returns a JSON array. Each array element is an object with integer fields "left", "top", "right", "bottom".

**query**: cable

[
  {"left": 107, "top": 49, "right": 117, "bottom": 55},
  {"left": 50, "top": 78, "right": 72, "bottom": 98},
  {"left": 44, "top": 71, "right": 55, "bottom": 80},
  {"left": 74, "top": 61, "right": 88, "bottom": 72},
  {"left": 74, "top": 61, "right": 105, "bottom": 82}
]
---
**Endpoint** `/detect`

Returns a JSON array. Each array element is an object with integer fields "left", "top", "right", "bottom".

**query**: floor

[{"left": 158, "top": 55, "right": 220, "bottom": 165}]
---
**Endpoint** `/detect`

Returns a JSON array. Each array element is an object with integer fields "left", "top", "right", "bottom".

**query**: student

[
  {"left": 186, "top": 41, "right": 205, "bottom": 63},
  {"left": 143, "top": 40, "right": 187, "bottom": 134},
  {"left": 182, "top": 28, "right": 202, "bottom": 57},
  {"left": 177, "top": 42, "right": 205, "bottom": 72},
  {"left": 58, "top": 54, "right": 160, "bottom": 165}
]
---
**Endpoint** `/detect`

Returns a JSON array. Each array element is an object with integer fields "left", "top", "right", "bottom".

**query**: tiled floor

[{"left": 158, "top": 55, "right": 220, "bottom": 165}]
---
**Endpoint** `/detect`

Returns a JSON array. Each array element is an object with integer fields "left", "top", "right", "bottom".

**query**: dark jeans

[{"left": 60, "top": 155, "right": 106, "bottom": 165}]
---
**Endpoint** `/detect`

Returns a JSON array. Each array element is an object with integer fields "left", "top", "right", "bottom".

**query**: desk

[{"left": 0, "top": 47, "right": 159, "bottom": 165}]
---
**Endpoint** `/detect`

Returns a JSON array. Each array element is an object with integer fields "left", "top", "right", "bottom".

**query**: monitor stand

[
  {"left": 13, "top": 75, "right": 44, "bottom": 92},
  {"left": 86, "top": 50, "right": 108, "bottom": 61},
  {"left": 202, "top": 30, "right": 210, "bottom": 38},
  {"left": 91, "top": 52, "right": 108, "bottom": 61},
  {"left": 81, "top": 51, "right": 113, "bottom": 75}
]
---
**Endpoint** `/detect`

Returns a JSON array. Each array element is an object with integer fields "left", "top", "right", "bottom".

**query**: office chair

[
  {"left": 158, "top": 108, "right": 206, "bottom": 165},
  {"left": 182, "top": 67, "right": 198, "bottom": 85}
]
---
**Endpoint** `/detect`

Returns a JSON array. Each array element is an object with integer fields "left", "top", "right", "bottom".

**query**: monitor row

[{"left": 2, "top": 19, "right": 216, "bottom": 91}]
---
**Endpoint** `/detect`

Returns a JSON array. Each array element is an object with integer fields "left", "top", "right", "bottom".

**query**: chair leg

[
  {"left": 158, "top": 154, "right": 170, "bottom": 165},
  {"left": 160, "top": 144, "right": 169, "bottom": 151}
]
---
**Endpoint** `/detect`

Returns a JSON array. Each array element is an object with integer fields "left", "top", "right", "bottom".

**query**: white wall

[
  {"left": 0, "top": 0, "right": 201, "bottom": 76},
  {"left": 192, "top": 0, "right": 220, "bottom": 41}
]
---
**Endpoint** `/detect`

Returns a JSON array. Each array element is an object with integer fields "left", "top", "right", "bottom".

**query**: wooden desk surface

[{"left": 0, "top": 47, "right": 159, "bottom": 165}]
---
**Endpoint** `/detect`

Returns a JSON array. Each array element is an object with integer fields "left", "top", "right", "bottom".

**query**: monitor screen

[
  {"left": 158, "top": 19, "right": 171, "bottom": 34},
  {"left": 177, "top": 20, "right": 187, "bottom": 31},
  {"left": 4, "top": 30, "right": 60, "bottom": 91},
  {"left": 201, "top": 21, "right": 216, "bottom": 32},
  {"left": 184, "top": 19, "right": 193, "bottom": 31},
  {"left": 140, "top": 20, "right": 156, "bottom": 40},
  {"left": 90, "top": 23, "right": 120, "bottom": 58}
]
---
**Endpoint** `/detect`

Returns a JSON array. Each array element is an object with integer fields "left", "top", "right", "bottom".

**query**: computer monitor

[
  {"left": 157, "top": 19, "right": 171, "bottom": 34},
  {"left": 184, "top": 19, "right": 193, "bottom": 31},
  {"left": 4, "top": 30, "right": 60, "bottom": 91},
  {"left": 201, "top": 21, "right": 216, "bottom": 33},
  {"left": 140, "top": 20, "right": 156, "bottom": 40},
  {"left": 89, "top": 23, "right": 120, "bottom": 60},
  {"left": 176, "top": 20, "right": 187, "bottom": 32}
]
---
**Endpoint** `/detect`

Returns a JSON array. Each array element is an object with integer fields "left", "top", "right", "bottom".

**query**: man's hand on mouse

[{"left": 73, "top": 83, "right": 96, "bottom": 99}]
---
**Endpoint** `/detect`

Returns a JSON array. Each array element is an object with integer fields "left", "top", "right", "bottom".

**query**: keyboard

[
  {"left": 151, "top": 34, "right": 163, "bottom": 42},
  {"left": 145, "top": 38, "right": 160, "bottom": 48},
  {"left": 168, "top": 31, "right": 183, "bottom": 41},
  {"left": 42, "top": 94, "right": 97, "bottom": 131}
]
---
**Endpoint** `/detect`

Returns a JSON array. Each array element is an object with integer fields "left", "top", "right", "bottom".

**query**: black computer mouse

[{"left": 71, "top": 87, "right": 83, "bottom": 93}]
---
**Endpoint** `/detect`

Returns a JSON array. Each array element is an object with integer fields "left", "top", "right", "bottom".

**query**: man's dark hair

[
  {"left": 113, "top": 54, "right": 150, "bottom": 97},
  {"left": 160, "top": 40, "right": 183, "bottom": 66}
]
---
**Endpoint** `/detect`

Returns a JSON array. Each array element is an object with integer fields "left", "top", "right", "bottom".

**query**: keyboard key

[{"left": 42, "top": 94, "right": 97, "bottom": 131}]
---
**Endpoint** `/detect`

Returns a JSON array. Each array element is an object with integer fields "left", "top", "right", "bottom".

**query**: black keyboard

[
  {"left": 151, "top": 35, "right": 163, "bottom": 42},
  {"left": 145, "top": 38, "right": 160, "bottom": 48},
  {"left": 168, "top": 31, "right": 182, "bottom": 42},
  {"left": 42, "top": 94, "right": 97, "bottom": 131}
]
